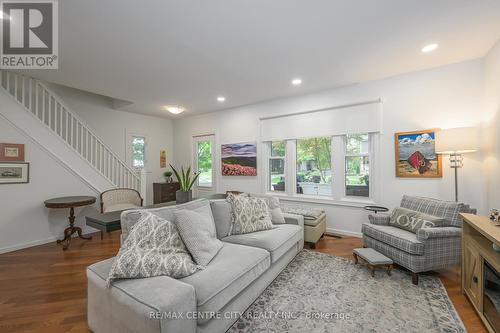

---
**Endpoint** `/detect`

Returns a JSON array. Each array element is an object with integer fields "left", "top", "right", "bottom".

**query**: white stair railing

[{"left": 0, "top": 70, "right": 142, "bottom": 193}]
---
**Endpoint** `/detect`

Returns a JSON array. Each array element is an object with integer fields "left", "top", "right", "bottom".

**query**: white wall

[
  {"left": 0, "top": 116, "right": 100, "bottom": 253},
  {"left": 483, "top": 40, "right": 500, "bottom": 210},
  {"left": 174, "top": 59, "right": 489, "bottom": 236},
  {"left": 0, "top": 83, "right": 174, "bottom": 253},
  {"left": 45, "top": 83, "right": 175, "bottom": 204}
]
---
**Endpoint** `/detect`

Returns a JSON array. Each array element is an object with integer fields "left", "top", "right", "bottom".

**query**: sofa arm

[
  {"left": 368, "top": 213, "right": 391, "bottom": 225},
  {"left": 416, "top": 227, "right": 462, "bottom": 241},
  {"left": 87, "top": 259, "right": 197, "bottom": 333},
  {"left": 283, "top": 213, "right": 304, "bottom": 229}
]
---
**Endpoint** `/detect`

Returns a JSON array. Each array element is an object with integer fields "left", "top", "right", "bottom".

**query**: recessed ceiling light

[
  {"left": 421, "top": 43, "right": 438, "bottom": 53},
  {"left": 291, "top": 78, "right": 302, "bottom": 86},
  {"left": 164, "top": 105, "right": 185, "bottom": 114},
  {"left": 217, "top": 96, "right": 226, "bottom": 102}
]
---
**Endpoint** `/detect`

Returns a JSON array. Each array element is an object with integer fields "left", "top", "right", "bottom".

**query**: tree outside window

[
  {"left": 345, "top": 134, "right": 370, "bottom": 197},
  {"left": 296, "top": 137, "right": 332, "bottom": 196},
  {"left": 270, "top": 141, "right": 286, "bottom": 192},
  {"left": 132, "top": 136, "right": 145, "bottom": 168},
  {"left": 197, "top": 140, "right": 213, "bottom": 187}
]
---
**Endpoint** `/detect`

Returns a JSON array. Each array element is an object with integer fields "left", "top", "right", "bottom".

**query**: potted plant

[
  {"left": 163, "top": 171, "right": 173, "bottom": 183},
  {"left": 170, "top": 164, "right": 200, "bottom": 204}
]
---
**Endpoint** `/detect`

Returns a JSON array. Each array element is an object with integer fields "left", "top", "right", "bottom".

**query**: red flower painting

[{"left": 221, "top": 142, "right": 257, "bottom": 176}]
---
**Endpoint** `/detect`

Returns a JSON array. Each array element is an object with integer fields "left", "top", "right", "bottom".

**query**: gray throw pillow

[
  {"left": 389, "top": 207, "right": 444, "bottom": 233},
  {"left": 174, "top": 209, "right": 223, "bottom": 266},
  {"left": 107, "top": 212, "right": 200, "bottom": 286},
  {"left": 227, "top": 193, "right": 274, "bottom": 235}
]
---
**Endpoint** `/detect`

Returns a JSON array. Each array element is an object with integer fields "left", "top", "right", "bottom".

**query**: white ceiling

[{"left": 22, "top": 0, "right": 500, "bottom": 118}]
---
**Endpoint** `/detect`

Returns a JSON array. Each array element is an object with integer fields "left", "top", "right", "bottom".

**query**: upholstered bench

[{"left": 353, "top": 247, "right": 393, "bottom": 277}]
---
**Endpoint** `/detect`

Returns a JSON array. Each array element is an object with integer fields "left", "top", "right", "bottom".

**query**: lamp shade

[{"left": 435, "top": 127, "right": 479, "bottom": 154}]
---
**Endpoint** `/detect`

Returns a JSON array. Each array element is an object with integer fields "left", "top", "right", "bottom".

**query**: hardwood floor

[{"left": 0, "top": 232, "right": 487, "bottom": 333}]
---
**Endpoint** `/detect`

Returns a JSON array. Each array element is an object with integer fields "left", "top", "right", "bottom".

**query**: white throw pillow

[
  {"left": 226, "top": 193, "right": 274, "bottom": 235},
  {"left": 174, "top": 209, "right": 223, "bottom": 266},
  {"left": 106, "top": 212, "right": 200, "bottom": 286}
]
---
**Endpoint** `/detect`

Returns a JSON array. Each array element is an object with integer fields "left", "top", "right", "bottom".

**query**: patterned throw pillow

[
  {"left": 249, "top": 194, "right": 286, "bottom": 224},
  {"left": 107, "top": 212, "right": 200, "bottom": 286},
  {"left": 174, "top": 209, "right": 223, "bottom": 266},
  {"left": 227, "top": 194, "right": 274, "bottom": 235},
  {"left": 389, "top": 207, "right": 444, "bottom": 234}
]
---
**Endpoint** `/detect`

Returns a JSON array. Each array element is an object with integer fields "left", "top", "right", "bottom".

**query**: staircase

[{"left": 0, "top": 70, "right": 145, "bottom": 196}]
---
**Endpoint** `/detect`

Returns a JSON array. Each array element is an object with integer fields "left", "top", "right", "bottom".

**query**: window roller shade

[{"left": 260, "top": 101, "right": 382, "bottom": 141}]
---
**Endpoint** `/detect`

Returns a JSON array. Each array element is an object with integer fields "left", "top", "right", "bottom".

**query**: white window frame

[
  {"left": 192, "top": 134, "right": 215, "bottom": 190},
  {"left": 264, "top": 133, "right": 379, "bottom": 206},
  {"left": 342, "top": 134, "right": 373, "bottom": 200}
]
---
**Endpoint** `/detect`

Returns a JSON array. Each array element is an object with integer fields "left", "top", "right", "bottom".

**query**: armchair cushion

[
  {"left": 362, "top": 223, "right": 424, "bottom": 255},
  {"left": 389, "top": 207, "right": 445, "bottom": 233},
  {"left": 400, "top": 195, "right": 469, "bottom": 227},
  {"left": 416, "top": 227, "right": 462, "bottom": 241},
  {"left": 368, "top": 213, "right": 390, "bottom": 225}
]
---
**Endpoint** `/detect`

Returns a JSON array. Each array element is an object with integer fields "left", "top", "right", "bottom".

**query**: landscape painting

[
  {"left": 395, "top": 129, "right": 442, "bottom": 178},
  {"left": 0, "top": 162, "right": 30, "bottom": 184},
  {"left": 221, "top": 142, "right": 257, "bottom": 176}
]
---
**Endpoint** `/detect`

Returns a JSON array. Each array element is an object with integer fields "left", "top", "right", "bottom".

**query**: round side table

[{"left": 44, "top": 196, "right": 96, "bottom": 250}]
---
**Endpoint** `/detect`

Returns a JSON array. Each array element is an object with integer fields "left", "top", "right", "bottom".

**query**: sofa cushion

[
  {"left": 210, "top": 199, "right": 232, "bottom": 239},
  {"left": 107, "top": 212, "right": 200, "bottom": 285},
  {"left": 121, "top": 199, "right": 212, "bottom": 241},
  {"left": 174, "top": 209, "right": 223, "bottom": 266},
  {"left": 249, "top": 194, "right": 286, "bottom": 224},
  {"left": 226, "top": 194, "right": 273, "bottom": 235},
  {"left": 222, "top": 224, "right": 302, "bottom": 263},
  {"left": 400, "top": 195, "right": 467, "bottom": 227},
  {"left": 180, "top": 242, "right": 270, "bottom": 323},
  {"left": 362, "top": 223, "right": 424, "bottom": 255}
]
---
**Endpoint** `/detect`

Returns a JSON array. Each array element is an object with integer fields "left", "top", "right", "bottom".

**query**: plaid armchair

[{"left": 362, "top": 195, "right": 476, "bottom": 285}]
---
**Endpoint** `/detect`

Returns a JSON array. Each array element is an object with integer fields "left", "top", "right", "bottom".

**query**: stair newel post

[{"left": 140, "top": 168, "right": 148, "bottom": 205}]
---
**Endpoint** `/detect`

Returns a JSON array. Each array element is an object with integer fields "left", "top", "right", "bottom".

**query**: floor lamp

[{"left": 435, "top": 127, "right": 479, "bottom": 202}]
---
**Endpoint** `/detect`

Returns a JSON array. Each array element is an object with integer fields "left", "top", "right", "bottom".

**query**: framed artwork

[
  {"left": 395, "top": 129, "right": 442, "bottom": 178},
  {"left": 0, "top": 162, "right": 30, "bottom": 184},
  {"left": 160, "top": 149, "right": 167, "bottom": 168},
  {"left": 0, "top": 143, "right": 25, "bottom": 161},
  {"left": 221, "top": 142, "right": 257, "bottom": 176}
]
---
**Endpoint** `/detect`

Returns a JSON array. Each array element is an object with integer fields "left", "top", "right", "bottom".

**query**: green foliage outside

[
  {"left": 296, "top": 137, "right": 331, "bottom": 183},
  {"left": 132, "top": 137, "right": 145, "bottom": 167}
]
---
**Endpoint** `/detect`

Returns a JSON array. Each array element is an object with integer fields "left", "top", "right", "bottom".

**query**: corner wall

[
  {"left": 173, "top": 59, "right": 489, "bottom": 236},
  {"left": 483, "top": 40, "right": 500, "bottom": 210}
]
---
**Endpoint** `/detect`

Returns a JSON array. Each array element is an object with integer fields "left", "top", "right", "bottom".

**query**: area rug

[{"left": 229, "top": 250, "right": 465, "bottom": 333}]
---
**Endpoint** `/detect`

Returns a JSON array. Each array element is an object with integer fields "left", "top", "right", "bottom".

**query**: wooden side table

[{"left": 44, "top": 196, "right": 96, "bottom": 250}]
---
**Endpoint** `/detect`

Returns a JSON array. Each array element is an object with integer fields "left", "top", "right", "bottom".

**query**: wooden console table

[
  {"left": 461, "top": 213, "right": 500, "bottom": 333},
  {"left": 44, "top": 196, "right": 96, "bottom": 250}
]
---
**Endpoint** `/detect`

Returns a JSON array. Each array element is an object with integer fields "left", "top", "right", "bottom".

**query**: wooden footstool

[{"left": 353, "top": 248, "right": 393, "bottom": 277}]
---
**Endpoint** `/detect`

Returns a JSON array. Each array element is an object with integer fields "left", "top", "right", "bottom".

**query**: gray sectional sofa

[{"left": 87, "top": 198, "right": 304, "bottom": 333}]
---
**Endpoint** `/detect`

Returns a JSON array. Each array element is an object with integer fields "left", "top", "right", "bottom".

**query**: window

[
  {"left": 193, "top": 135, "right": 215, "bottom": 188},
  {"left": 266, "top": 133, "right": 374, "bottom": 201},
  {"left": 345, "top": 134, "right": 370, "bottom": 197},
  {"left": 296, "top": 137, "right": 332, "bottom": 197},
  {"left": 269, "top": 141, "right": 286, "bottom": 192},
  {"left": 132, "top": 136, "right": 146, "bottom": 168}
]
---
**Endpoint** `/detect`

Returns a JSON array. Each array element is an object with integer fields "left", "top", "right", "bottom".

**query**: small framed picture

[
  {"left": 0, "top": 162, "right": 30, "bottom": 184},
  {"left": 0, "top": 143, "right": 25, "bottom": 161}
]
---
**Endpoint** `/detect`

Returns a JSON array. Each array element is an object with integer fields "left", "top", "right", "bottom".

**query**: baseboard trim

[
  {"left": 0, "top": 227, "right": 97, "bottom": 254},
  {"left": 326, "top": 228, "right": 362, "bottom": 238}
]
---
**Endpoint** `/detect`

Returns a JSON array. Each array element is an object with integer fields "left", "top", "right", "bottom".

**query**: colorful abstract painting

[
  {"left": 395, "top": 130, "right": 442, "bottom": 178},
  {"left": 221, "top": 142, "right": 257, "bottom": 176}
]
